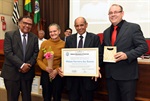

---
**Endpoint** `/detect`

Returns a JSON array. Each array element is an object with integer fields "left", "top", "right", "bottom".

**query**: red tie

[{"left": 111, "top": 26, "right": 118, "bottom": 46}]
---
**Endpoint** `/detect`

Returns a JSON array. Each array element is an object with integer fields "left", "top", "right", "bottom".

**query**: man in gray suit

[
  {"left": 103, "top": 4, "right": 148, "bottom": 101},
  {"left": 1, "top": 16, "right": 39, "bottom": 101}
]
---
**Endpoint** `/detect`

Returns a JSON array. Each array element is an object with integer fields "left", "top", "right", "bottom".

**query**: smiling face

[
  {"left": 49, "top": 25, "right": 60, "bottom": 40},
  {"left": 64, "top": 29, "right": 72, "bottom": 37},
  {"left": 108, "top": 4, "right": 124, "bottom": 26},
  {"left": 19, "top": 17, "right": 33, "bottom": 34},
  {"left": 74, "top": 17, "right": 88, "bottom": 35}
]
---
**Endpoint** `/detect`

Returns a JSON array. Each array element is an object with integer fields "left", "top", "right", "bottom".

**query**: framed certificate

[{"left": 61, "top": 48, "right": 99, "bottom": 76}]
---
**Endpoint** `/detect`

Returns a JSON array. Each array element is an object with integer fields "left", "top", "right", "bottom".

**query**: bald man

[
  {"left": 59, "top": 17, "right": 103, "bottom": 101},
  {"left": 38, "top": 30, "right": 47, "bottom": 49}
]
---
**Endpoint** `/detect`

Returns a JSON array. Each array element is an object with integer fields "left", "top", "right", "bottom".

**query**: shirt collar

[
  {"left": 77, "top": 32, "right": 87, "bottom": 38},
  {"left": 19, "top": 29, "right": 28, "bottom": 37},
  {"left": 111, "top": 20, "right": 125, "bottom": 28}
]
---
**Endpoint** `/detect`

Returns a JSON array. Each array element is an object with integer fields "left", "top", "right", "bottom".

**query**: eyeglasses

[
  {"left": 22, "top": 21, "right": 33, "bottom": 26},
  {"left": 108, "top": 11, "right": 122, "bottom": 15}
]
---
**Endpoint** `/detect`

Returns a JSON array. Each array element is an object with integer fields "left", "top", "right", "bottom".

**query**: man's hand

[
  {"left": 114, "top": 52, "right": 127, "bottom": 62},
  {"left": 92, "top": 67, "right": 102, "bottom": 81},
  {"left": 20, "top": 63, "right": 31, "bottom": 73}
]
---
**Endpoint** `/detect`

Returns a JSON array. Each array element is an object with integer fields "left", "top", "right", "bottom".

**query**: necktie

[
  {"left": 111, "top": 26, "right": 118, "bottom": 46},
  {"left": 22, "top": 34, "right": 26, "bottom": 61},
  {"left": 78, "top": 35, "right": 83, "bottom": 48}
]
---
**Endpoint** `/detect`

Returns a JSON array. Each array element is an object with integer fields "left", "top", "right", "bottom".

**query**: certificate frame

[{"left": 61, "top": 48, "right": 99, "bottom": 77}]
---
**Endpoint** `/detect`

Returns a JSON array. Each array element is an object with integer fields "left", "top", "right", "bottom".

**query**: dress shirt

[
  {"left": 38, "top": 38, "right": 46, "bottom": 49},
  {"left": 19, "top": 30, "right": 28, "bottom": 68}
]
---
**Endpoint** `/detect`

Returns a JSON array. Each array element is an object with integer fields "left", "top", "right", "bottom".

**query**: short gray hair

[{"left": 48, "top": 23, "right": 61, "bottom": 31}]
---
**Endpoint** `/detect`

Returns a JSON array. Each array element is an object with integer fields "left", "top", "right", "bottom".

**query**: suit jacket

[
  {"left": 1, "top": 29, "right": 39, "bottom": 81},
  {"left": 65, "top": 32, "right": 102, "bottom": 91},
  {"left": 103, "top": 21, "right": 148, "bottom": 80}
]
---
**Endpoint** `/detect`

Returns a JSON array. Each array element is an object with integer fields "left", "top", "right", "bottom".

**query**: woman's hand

[
  {"left": 57, "top": 68, "right": 64, "bottom": 77},
  {"left": 49, "top": 69, "right": 57, "bottom": 80},
  {"left": 46, "top": 67, "right": 53, "bottom": 73}
]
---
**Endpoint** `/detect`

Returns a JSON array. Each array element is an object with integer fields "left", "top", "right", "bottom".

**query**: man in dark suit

[
  {"left": 58, "top": 17, "right": 102, "bottom": 101},
  {"left": 1, "top": 16, "right": 39, "bottom": 101},
  {"left": 103, "top": 4, "right": 148, "bottom": 101}
]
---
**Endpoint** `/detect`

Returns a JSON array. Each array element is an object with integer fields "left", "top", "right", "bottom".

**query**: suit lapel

[
  {"left": 26, "top": 33, "right": 33, "bottom": 53},
  {"left": 71, "top": 34, "right": 77, "bottom": 48},
  {"left": 84, "top": 32, "right": 92, "bottom": 47},
  {"left": 14, "top": 30, "right": 23, "bottom": 52},
  {"left": 115, "top": 21, "right": 128, "bottom": 45},
  {"left": 107, "top": 29, "right": 112, "bottom": 46},
  {"left": 104, "top": 29, "right": 112, "bottom": 46}
]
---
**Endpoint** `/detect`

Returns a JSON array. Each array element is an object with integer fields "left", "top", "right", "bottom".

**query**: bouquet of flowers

[{"left": 42, "top": 46, "right": 54, "bottom": 81}]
